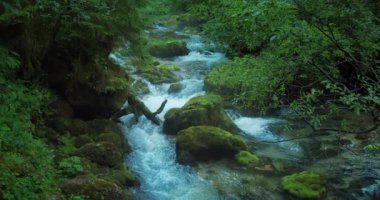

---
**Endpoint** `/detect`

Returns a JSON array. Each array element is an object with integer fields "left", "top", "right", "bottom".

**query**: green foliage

[
  {"left": 234, "top": 150, "right": 259, "bottom": 166},
  {"left": 0, "top": 65, "right": 57, "bottom": 199},
  {"left": 102, "top": 77, "right": 130, "bottom": 94},
  {"left": 188, "top": 0, "right": 379, "bottom": 125},
  {"left": 59, "top": 156, "right": 84, "bottom": 177},
  {"left": 281, "top": 171, "right": 326, "bottom": 199},
  {"left": 0, "top": 46, "right": 21, "bottom": 78},
  {"left": 58, "top": 135, "right": 78, "bottom": 156},
  {"left": 205, "top": 56, "right": 287, "bottom": 112}
]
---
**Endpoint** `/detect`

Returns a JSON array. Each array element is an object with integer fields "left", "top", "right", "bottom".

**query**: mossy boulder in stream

[
  {"left": 148, "top": 39, "right": 189, "bottom": 58},
  {"left": 168, "top": 82, "right": 184, "bottom": 94},
  {"left": 139, "top": 64, "right": 179, "bottom": 84},
  {"left": 281, "top": 171, "right": 326, "bottom": 199},
  {"left": 163, "top": 95, "right": 240, "bottom": 135},
  {"left": 176, "top": 126, "right": 248, "bottom": 164}
]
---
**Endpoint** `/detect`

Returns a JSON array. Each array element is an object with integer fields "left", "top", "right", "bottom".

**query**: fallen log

[{"left": 111, "top": 93, "right": 167, "bottom": 125}]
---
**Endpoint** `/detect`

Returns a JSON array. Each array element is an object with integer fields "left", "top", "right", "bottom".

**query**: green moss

[
  {"left": 148, "top": 39, "right": 189, "bottom": 58},
  {"left": 168, "top": 82, "right": 184, "bottom": 93},
  {"left": 281, "top": 171, "right": 326, "bottom": 199},
  {"left": 176, "top": 126, "right": 248, "bottom": 163},
  {"left": 101, "top": 77, "right": 130, "bottom": 94},
  {"left": 184, "top": 95, "right": 223, "bottom": 110},
  {"left": 163, "top": 95, "right": 239, "bottom": 135},
  {"left": 235, "top": 151, "right": 259, "bottom": 165},
  {"left": 139, "top": 65, "right": 178, "bottom": 84},
  {"left": 156, "top": 64, "right": 180, "bottom": 71},
  {"left": 364, "top": 143, "right": 380, "bottom": 152}
]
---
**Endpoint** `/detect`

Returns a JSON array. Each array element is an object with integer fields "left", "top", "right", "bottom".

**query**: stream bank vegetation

[{"left": 176, "top": 0, "right": 379, "bottom": 135}]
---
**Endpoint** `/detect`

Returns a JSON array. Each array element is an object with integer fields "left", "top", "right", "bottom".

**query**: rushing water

[
  {"left": 111, "top": 26, "right": 380, "bottom": 200},
  {"left": 117, "top": 32, "right": 227, "bottom": 200},
  {"left": 113, "top": 27, "right": 305, "bottom": 200}
]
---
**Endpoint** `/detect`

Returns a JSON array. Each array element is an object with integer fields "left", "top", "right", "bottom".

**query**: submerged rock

[
  {"left": 163, "top": 95, "right": 240, "bottom": 135},
  {"left": 176, "top": 126, "right": 248, "bottom": 164},
  {"left": 281, "top": 171, "right": 326, "bottom": 199}
]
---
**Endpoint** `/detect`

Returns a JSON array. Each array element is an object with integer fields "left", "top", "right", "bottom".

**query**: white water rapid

[{"left": 115, "top": 29, "right": 291, "bottom": 200}]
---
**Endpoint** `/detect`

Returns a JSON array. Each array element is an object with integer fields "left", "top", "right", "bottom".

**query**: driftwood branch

[{"left": 111, "top": 93, "right": 167, "bottom": 125}]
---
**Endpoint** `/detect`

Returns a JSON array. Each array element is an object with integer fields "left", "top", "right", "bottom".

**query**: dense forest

[{"left": 0, "top": 0, "right": 379, "bottom": 200}]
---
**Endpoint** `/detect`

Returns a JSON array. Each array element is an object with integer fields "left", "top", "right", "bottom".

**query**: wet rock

[
  {"left": 61, "top": 175, "right": 131, "bottom": 200},
  {"left": 163, "top": 95, "right": 240, "bottom": 135},
  {"left": 176, "top": 126, "right": 248, "bottom": 164},
  {"left": 281, "top": 171, "right": 326, "bottom": 199},
  {"left": 75, "top": 142, "right": 123, "bottom": 168},
  {"left": 168, "top": 82, "right": 184, "bottom": 94}
]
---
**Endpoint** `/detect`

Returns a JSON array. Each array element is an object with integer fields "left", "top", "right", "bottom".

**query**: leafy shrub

[{"left": 59, "top": 156, "right": 84, "bottom": 177}]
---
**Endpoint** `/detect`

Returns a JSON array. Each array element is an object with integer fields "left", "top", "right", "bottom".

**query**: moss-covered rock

[
  {"left": 96, "top": 132, "right": 130, "bottom": 154},
  {"left": 148, "top": 39, "right": 189, "bottom": 58},
  {"left": 61, "top": 175, "right": 131, "bottom": 200},
  {"left": 139, "top": 65, "right": 178, "bottom": 84},
  {"left": 163, "top": 95, "right": 240, "bottom": 135},
  {"left": 281, "top": 171, "right": 326, "bottom": 199},
  {"left": 235, "top": 151, "right": 259, "bottom": 165},
  {"left": 168, "top": 82, "right": 184, "bottom": 94},
  {"left": 75, "top": 142, "right": 123, "bottom": 168},
  {"left": 364, "top": 143, "right": 380, "bottom": 152},
  {"left": 106, "top": 167, "right": 140, "bottom": 187},
  {"left": 176, "top": 126, "right": 248, "bottom": 164}
]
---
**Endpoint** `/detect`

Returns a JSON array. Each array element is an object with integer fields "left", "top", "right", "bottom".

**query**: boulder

[
  {"left": 163, "top": 95, "right": 240, "bottom": 135},
  {"left": 176, "top": 126, "right": 248, "bottom": 164},
  {"left": 76, "top": 142, "right": 123, "bottom": 168},
  {"left": 148, "top": 40, "right": 189, "bottom": 58},
  {"left": 61, "top": 175, "right": 131, "bottom": 200},
  {"left": 168, "top": 82, "right": 184, "bottom": 94},
  {"left": 139, "top": 65, "right": 178, "bottom": 84}
]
